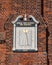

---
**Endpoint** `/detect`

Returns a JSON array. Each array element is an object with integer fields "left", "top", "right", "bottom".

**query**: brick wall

[
  {"left": 44, "top": 0, "right": 52, "bottom": 65},
  {"left": 0, "top": 0, "right": 52, "bottom": 65}
]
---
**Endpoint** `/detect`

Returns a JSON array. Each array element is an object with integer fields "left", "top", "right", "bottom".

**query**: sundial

[
  {"left": 12, "top": 15, "right": 39, "bottom": 52},
  {"left": 16, "top": 27, "right": 35, "bottom": 50}
]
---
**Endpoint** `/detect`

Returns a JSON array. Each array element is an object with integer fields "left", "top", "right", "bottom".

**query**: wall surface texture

[{"left": 0, "top": 0, "right": 52, "bottom": 65}]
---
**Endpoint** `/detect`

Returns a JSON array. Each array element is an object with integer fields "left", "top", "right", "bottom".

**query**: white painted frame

[{"left": 12, "top": 15, "right": 39, "bottom": 51}]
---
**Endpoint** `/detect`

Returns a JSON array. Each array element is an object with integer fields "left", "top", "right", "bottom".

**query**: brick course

[{"left": 0, "top": 0, "right": 52, "bottom": 65}]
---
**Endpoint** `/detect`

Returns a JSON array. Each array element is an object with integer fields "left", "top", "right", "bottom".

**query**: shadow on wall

[
  {"left": 46, "top": 27, "right": 50, "bottom": 65},
  {"left": 46, "top": 27, "right": 49, "bottom": 53}
]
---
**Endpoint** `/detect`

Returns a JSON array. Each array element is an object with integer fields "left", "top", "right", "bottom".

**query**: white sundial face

[
  {"left": 15, "top": 27, "right": 36, "bottom": 50},
  {"left": 19, "top": 29, "right": 32, "bottom": 46}
]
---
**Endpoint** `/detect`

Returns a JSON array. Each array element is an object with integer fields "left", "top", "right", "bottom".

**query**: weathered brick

[{"left": 0, "top": 0, "right": 52, "bottom": 65}]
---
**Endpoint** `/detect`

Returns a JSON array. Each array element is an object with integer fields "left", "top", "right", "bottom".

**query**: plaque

[
  {"left": 12, "top": 21, "right": 38, "bottom": 52},
  {"left": 12, "top": 15, "right": 39, "bottom": 52}
]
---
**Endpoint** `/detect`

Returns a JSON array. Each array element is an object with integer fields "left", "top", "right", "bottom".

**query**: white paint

[
  {"left": 12, "top": 15, "right": 23, "bottom": 24},
  {"left": 29, "top": 15, "right": 39, "bottom": 24},
  {"left": 24, "top": 14, "right": 27, "bottom": 21},
  {"left": 12, "top": 24, "right": 16, "bottom": 50},
  {"left": 15, "top": 27, "right": 36, "bottom": 50},
  {"left": 12, "top": 15, "right": 39, "bottom": 51}
]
